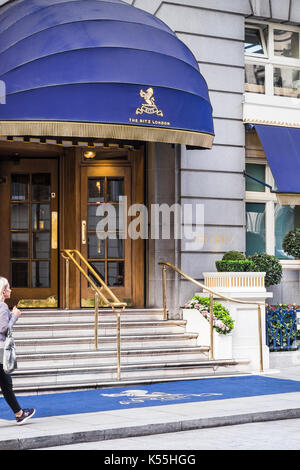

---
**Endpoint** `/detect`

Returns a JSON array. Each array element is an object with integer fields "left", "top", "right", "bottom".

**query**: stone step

[
  {"left": 13, "top": 320, "right": 187, "bottom": 338},
  {"left": 11, "top": 359, "right": 249, "bottom": 388},
  {"left": 12, "top": 369, "right": 251, "bottom": 393},
  {"left": 7, "top": 307, "right": 249, "bottom": 395},
  {"left": 15, "top": 333, "right": 199, "bottom": 353},
  {"left": 18, "top": 309, "right": 165, "bottom": 324},
  {"left": 16, "top": 346, "right": 209, "bottom": 368}
]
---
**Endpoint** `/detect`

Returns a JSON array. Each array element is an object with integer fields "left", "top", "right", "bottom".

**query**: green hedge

[
  {"left": 216, "top": 251, "right": 283, "bottom": 287},
  {"left": 221, "top": 251, "right": 246, "bottom": 261},
  {"left": 216, "top": 260, "right": 255, "bottom": 272}
]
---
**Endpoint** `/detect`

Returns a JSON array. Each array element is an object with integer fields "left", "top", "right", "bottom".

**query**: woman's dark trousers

[{"left": 0, "top": 364, "right": 21, "bottom": 414}]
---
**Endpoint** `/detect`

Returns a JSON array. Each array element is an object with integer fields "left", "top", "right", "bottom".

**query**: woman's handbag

[{"left": 3, "top": 328, "right": 17, "bottom": 374}]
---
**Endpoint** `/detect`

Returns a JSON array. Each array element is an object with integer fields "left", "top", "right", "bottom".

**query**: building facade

[{"left": 0, "top": 0, "right": 299, "bottom": 315}]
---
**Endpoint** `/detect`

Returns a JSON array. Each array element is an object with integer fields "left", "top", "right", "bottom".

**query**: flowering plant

[
  {"left": 184, "top": 296, "right": 234, "bottom": 335},
  {"left": 267, "top": 303, "right": 300, "bottom": 311}
]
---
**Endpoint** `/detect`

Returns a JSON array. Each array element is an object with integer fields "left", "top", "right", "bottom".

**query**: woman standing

[{"left": 0, "top": 277, "right": 36, "bottom": 425}]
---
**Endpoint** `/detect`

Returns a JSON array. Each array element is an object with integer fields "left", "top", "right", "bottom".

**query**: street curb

[{"left": 1, "top": 407, "right": 300, "bottom": 450}]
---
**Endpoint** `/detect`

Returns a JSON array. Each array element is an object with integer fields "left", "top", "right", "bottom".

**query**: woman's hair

[{"left": 0, "top": 277, "right": 9, "bottom": 299}]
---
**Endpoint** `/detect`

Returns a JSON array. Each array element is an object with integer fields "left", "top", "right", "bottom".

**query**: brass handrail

[
  {"left": 159, "top": 261, "right": 265, "bottom": 372},
  {"left": 61, "top": 249, "right": 126, "bottom": 380}
]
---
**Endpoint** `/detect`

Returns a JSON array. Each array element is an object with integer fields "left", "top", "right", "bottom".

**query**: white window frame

[
  {"left": 245, "top": 160, "right": 276, "bottom": 256},
  {"left": 245, "top": 20, "right": 300, "bottom": 99},
  {"left": 270, "top": 24, "right": 300, "bottom": 66},
  {"left": 245, "top": 158, "right": 300, "bottom": 267}
]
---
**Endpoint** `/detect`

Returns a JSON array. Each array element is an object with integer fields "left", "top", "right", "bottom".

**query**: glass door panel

[{"left": 10, "top": 173, "right": 51, "bottom": 289}]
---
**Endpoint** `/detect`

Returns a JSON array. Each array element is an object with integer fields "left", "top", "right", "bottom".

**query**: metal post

[
  {"left": 209, "top": 294, "right": 214, "bottom": 360},
  {"left": 162, "top": 265, "right": 167, "bottom": 320},
  {"left": 94, "top": 292, "right": 99, "bottom": 350},
  {"left": 116, "top": 310, "right": 121, "bottom": 380},
  {"left": 257, "top": 304, "right": 263, "bottom": 372},
  {"left": 65, "top": 257, "right": 70, "bottom": 310},
  {"left": 293, "top": 304, "right": 297, "bottom": 348}
]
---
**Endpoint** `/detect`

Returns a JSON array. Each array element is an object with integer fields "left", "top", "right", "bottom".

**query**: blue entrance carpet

[{"left": 1, "top": 375, "right": 300, "bottom": 420}]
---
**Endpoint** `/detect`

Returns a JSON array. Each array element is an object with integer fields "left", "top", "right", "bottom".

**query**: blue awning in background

[
  {"left": 0, "top": 0, "right": 214, "bottom": 148},
  {"left": 254, "top": 124, "right": 300, "bottom": 194}
]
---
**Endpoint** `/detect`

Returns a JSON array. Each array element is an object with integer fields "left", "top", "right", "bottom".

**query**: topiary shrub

[
  {"left": 216, "top": 250, "right": 252, "bottom": 272},
  {"left": 248, "top": 253, "right": 283, "bottom": 288},
  {"left": 222, "top": 251, "right": 246, "bottom": 261},
  {"left": 216, "top": 260, "right": 255, "bottom": 272},
  {"left": 282, "top": 228, "right": 300, "bottom": 259}
]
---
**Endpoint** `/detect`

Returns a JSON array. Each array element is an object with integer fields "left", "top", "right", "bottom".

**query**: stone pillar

[{"left": 146, "top": 142, "right": 180, "bottom": 316}]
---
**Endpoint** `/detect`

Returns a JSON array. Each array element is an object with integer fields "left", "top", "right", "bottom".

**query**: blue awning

[
  {"left": 0, "top": 0, "right": 214, "bottom": 148},
  {"left": 254, "top": 124, "right": 300, "bottom": 194}
]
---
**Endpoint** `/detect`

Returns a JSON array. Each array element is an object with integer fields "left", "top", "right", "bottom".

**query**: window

[
  {"left": 245, "top": 156, "right": 300, "bottom": 260},
  {"left": 244, "top": 22, "right": 300, "bottom": 99},
  {"left": 246, "top": 203, "right": 266, "bottom": 256},
  {"left": 245, "top": 163, "right": 266, "bottom": 192},
  {"left": 274, "top": 29, "right": 299, "bottom": 59},
  {"left": 275, "top": 205, "right": 300, "bottom": 259},
  {"left": 245, "top": 64, "right": 265, "bottom": 94},
  {"left": 273, "top": 67, "right": 300, "bottom": 98},
  {"left": 245, "top": 26, "right": 267, "bottom": 55}
]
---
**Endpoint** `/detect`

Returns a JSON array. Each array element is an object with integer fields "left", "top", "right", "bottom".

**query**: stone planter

[
  {"left": 182, "top": 308, "right": 233, "bottom": 360},
  {"left": 193, "top": 271, "right": 274, "bottom": 372}
]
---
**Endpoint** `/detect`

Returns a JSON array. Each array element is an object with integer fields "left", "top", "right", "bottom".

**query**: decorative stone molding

[
  {"left": 279, "top": 260, "right": 300, "bottom": 271},
  {"left": 243, "top": 118, "right": 300, "bottom": 129},
  {"left": 203, "top": 271, "right": 266, "bottom": 292}
]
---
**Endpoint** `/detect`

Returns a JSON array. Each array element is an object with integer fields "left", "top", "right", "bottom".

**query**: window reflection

[
  {"left": 88, "top": 233, "right": 105, "bottom": 259},
  {"left": 246, "top": 203, "right": 266, "bottom": 256},
  {"left": 88, "top": 178, "right": 104, "bottom": 203},
  {"left": 32, "top": 174, "right": 50, "bottom": 201},
  {"left": 11, "top": 233, "right": 29, "bottom": 258},
  {"left": 32, "top": 204, "right": 50, "bottom": 230},
  {"left": 32, "top": 233, "right": 50, "bottom": 259},
  {"left": 89, "top": 262, "right": 105, "bottom": 287},
  {"left": 32, "top": 261, "right": 50, "bottom": 288},
  {"left": 245, "top": 164, "right": 266, "bottom": 192},
  {"left": 274, "top": 30, "right": 299, "bottom": 59},
  {"left": 11, "top": 262, "right": 28, "bottom": 288},
  {"left": 245, "top": 27, "right": 265, "bottom": 54},
  {"left": 107, "top": 237, "right": 124, "bottom": 259},
  {"left": 274, "top": 67, "right": 300, "bottom": 98},
  {"left": 108, "top": 262, "right": 124, "bottom": 286},
  {"left": 11, "top": 174, "right": 29, "bottom": 201},
  {"left": 245, "top": 64, "right": 265, "bottom": 93},
  {"left": 107, "top": 178, "right": 124, "bottom": 202},
  {"left": 275, "top": 205, "right": 300, "bottom": 259},
  {"left": 11, "top": 204, "right": 29, "bottom": 229}
]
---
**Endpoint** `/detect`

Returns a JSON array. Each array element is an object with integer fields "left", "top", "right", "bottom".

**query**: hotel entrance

[{"left": 0, "top": 143, "right": 145, "bottom": 309}]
